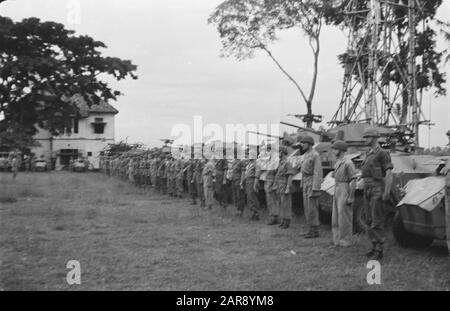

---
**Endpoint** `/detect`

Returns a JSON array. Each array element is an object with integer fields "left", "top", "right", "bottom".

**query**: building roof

[{"left": 69, "top": 94, "right": 119, "bottom": 117}]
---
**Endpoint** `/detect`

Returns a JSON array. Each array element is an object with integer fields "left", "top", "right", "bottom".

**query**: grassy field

[{"left": 0, "top": 171, "right": 449, "bottom": 291}]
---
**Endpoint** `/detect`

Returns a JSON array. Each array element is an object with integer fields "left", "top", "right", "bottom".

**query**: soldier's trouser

[
  {"left": 231, "top": 179, "right": 245, "bottom": 211},
  {"left": 188, "top": 181, "right": 197, "bottom": 200},
  {"left": 215, "top": 171, "right": 226, "bottom": 204},
  {"left": 155, "top": 176, "right": 161, "bottom": 191},
  {"left": 161, "top": 178, "right": 167, "bottom": 194},
  {"left": 332, "top": 183, "right": 353, "bottom": 246},
  {"left": 303, "top": 178, "right": 320, "bottom": 229},
  {"left": 278, "top": 185, "right": 292, "bottom": 220},
  {"left": 204, "top": 184, "right": 214, "bottom": 207},
  {"left": 363, "top": 179, "right": 386, "bottom": 246},
  {"left": 176, "top": 177, "right": 183, "bottom": 196},
  {"left": 245, "top": 178, "right": 259, "bottom": 215},
  {"left": 265, "top": 181, "right": 279, "bottom": 217},
  {"left": 152, "top": 175, "right": 157, "bottom": 188},
  {"left": 196, "top": 180, "right": 205, "bottom": 204},
  {"left": 445, "top": 181, "right": 450, "bottom": 253}
]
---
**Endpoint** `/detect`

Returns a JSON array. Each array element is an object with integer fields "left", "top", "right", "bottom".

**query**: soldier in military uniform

[
  {"left": 186, "top": 156, "right": 197, "bottom": 205},
  {"left": 230, "top": 156, "right": 246, "bottom": 217},
  {"left": 242, "top": 149, "right": 260, "bottom": 221},
  {"left": 264, "top": 145, "right": 280, "bottom": 226},
  {"left": 331, "top": 141, "right": 358, "bottom": 247},
  {"left": 300, "top": 135, "right": 323, "bottom": 239},
  {"left": 214, "top": 155, "right": 228, "bottom": 208},
  {"left": 194, "top": 156, "right": 206, "bottom": 207},
  {"left": 274, "top": 146, "right": 296, "bottom": 229},
  {"left": 361, "top": 128, "right": 394, "bottom": 260},
  {"left": 158, "top": 154, "right": 167, "bottom": 194},
  {"left": 203, "top": 156, "right": 216, "bottom": 210},
  {"left": 174, "top": 154, "right": 184, "bottom": 198},
  {"left": 167, "top": 156, "right": 175, "bottom": 197}
]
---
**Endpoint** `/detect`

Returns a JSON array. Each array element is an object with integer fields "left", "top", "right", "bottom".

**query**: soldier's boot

[
  {"left": 250, "top": 212, "right": 259, "bottom": 221},
  {"left": 191, "top": 198, "right": 197, "bottom": 205},
  {"left": 266, "top": 215, "right": 280, "bottom": 226},
  {"left": 304, "top": 226, "right": 319, "bottom": 239},
  {"left": 365, "top": 243, "right": 378, "bottom": 258},
  {"left": 370, "top": 243, "right": 384, "bottom": 260},
  {"left": 278, "top": 219, "right": 286, "bottom": 228},
  {"left": 200, "top": 200, "right": 206, "bottom": 208},
  {"left": 280, "top": 219, "right": 290, "bottom": 229}
]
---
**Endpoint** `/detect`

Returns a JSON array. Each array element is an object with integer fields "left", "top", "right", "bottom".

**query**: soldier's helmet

[
  {"left": 331, "top": 140, "right": 348, "bottom": 152},
  {"left": 363, "top": 128, "right": 380, "bottom": 138},
  {"left": 292, "top": 135, "right": 303, "bottom": 148},
  {"left": 300, "top": 135, "right": 315, "bottom": 146},
  {"left": 446, "top": 130, "right": 450, "bottom": 136}
]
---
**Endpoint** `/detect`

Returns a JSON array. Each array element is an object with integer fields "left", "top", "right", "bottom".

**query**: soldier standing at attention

[
  {"left": 242, "top": 149, "right": 260, "bottom": 221},
  {"left": 11, "top": 154, "right": 20, "bottom": 180},
  {"left": 158, "top": 154, "right": 167, "bottom": 194},
  {"left": 330, "top": 141, "right": 358, "bottom": 247},
  {"left": 361, "top": 128, "right": 393, "bottom": 260},
  {"left": 194, "top": 156, "right": 206, "bottom": 208},
  {"left": 186, "top": 156, "right": 197, "bottom": 205},
  {"left": 174, "top": 154, "right": 184, "bottom": 198},
  {"left": 230, "top": 156, "right": 246, "bottom": 217},
  {"left": 300, "top": 135, "right": 323, "bottom": 239},
  {"left": 167, "top": 156, "right": 175, "bottom": 197},
  {"left": 264, "top": 145, "right": 281, "bottom": 226},
  {"left": 274, "top": 146, "right": 296, "bottom": 229},
  {"left": 214, "top": 154, "right": 228, "bottom": 208},
  {"left": 203, "top": 156, "right": 216, "bottom": 210}
]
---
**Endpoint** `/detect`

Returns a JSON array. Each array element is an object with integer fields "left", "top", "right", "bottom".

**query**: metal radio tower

[{"left": 330, "top": 0, "right": 428, "bottom": 147}]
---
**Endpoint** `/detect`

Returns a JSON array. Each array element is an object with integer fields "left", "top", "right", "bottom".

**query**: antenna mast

[{"left": 330, "top": 0, "right": 427, "bottom": 147}]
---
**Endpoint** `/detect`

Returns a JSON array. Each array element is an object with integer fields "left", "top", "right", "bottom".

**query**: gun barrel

[{"left": 247, "top": 131, "right": 282, "bottom": 140}]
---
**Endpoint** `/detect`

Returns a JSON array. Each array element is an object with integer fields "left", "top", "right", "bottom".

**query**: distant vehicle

[
  {"left": 72, "top": 159, "right": 88, "bottom": 172},
  {"left": 33, "top": 159, "right": 49, "bottom": 172}
]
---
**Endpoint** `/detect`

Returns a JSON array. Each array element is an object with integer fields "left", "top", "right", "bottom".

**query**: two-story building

[{"left": 32, "top": 94, "right": 118, "bottom": 170}]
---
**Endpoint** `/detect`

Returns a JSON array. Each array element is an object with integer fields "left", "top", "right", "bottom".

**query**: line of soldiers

[{"left": 100, "top": 128, "right": 397, "bottom": 261}]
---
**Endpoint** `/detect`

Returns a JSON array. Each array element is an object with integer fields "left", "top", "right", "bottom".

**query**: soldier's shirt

[
  {"left": 244, "top": 160, "right": 257, "bottom": 179},
  {"left": 301, "top": 149, "right": 323, "bottom": 190},
  {"left": 230, "top": 159, "right": 244, "bottom": 181},
  {"left": 274, "top": 158, "right": 295, "bottom": 192},
  {"left": 361, "top": 144, "right": 393, "bottom": 180},
  {"left": 332, "top": 157, "right": 358, "bottom": 183},
  {"left": 203, "top": 161, "right": 215, "bottom": 186},
  {"left": 215, "top": 159, "right": 228, "bottom": 172}
]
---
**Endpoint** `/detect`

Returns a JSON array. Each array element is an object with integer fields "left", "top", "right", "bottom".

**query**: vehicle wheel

[{"left": 392, "top": 211, "right": 433, "bottom": 248}]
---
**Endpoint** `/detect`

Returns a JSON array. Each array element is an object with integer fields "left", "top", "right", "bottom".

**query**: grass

[{"left": 0, "top": 171, "right": 449, "bottom": 291}]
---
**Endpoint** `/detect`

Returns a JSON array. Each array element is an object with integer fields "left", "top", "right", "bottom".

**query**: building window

[
  {"left": 73, "top": 118, "right": 79, "bottom": 134},
  {"left": 93, "top": 118, "right": 105, "bottom": 134}
]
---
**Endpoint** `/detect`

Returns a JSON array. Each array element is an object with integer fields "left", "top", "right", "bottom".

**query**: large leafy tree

[
  {"left": 209, "top": 0, "right": 333, "bottom": 128},
  {"left": 0, "top": 17, "right": 137, "bottom": 150},
  {"left": 325, "top": 0, "right": 446, "bottom": 124}
]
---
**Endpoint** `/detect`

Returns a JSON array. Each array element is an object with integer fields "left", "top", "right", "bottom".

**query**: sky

[{"left": 2, "top": 0, "right": 450, "bottom": 148}]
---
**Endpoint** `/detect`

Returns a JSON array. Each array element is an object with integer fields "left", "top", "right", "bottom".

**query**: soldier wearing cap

[
  {"left": 263, "top": 144, "right": 281, "bottom": 226},
  {"left": 331, "top": 141, "right": 358, "bottom": 247},
  {"left": 230, "top": 155, "right": 246, "bottom": 217},
  {"left": 299, "top": 135, "right": 323, "bottom": 238},
  {"left": 214, "top": 153, "right": 228, "bottom": 208},
  {"left": 361, "top": 128, "right": 393, "bottom": 260},
  {"left": 203, "top": 156, "right": 216, "bottom": 210},
  {"left": 274, "top": 146, "right": 297, "bottom": 229},
  {"left": 186, "top": 155, "right": 197, "bottom": 204},
  {"left": 156, "top": 154, "right": 166, "bottom": 193},
  {"left": 194, "top": 155, "right": 206, "bottom": 207},
  {"left": 242, "top": 149, "right": 260, "bottom": 221}
]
